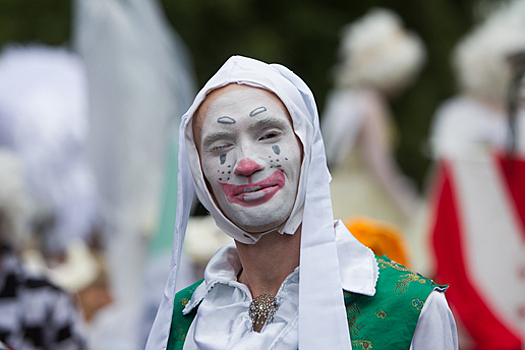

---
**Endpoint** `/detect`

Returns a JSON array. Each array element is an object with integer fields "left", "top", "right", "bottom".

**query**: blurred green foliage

[
  {"left": 0, "top": 0, "right": 488, "bottom": 190},
  {"left": 0, "top": 0, "right": 71, "bottom": 46}
]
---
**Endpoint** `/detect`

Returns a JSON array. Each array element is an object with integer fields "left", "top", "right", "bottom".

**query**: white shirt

[{"left": 181, "top": 221, "right": 458, "bottom": 349}]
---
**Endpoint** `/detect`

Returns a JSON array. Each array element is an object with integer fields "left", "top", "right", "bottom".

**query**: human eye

[
  {"left": 203, "top": 131, "right": 234, "bottom": 153},
  {"left": 210, "top": 143, "right": 233, "bottom": 152},
  {"left": 259, "top": 130, "right": 282, "bottom": 141}
]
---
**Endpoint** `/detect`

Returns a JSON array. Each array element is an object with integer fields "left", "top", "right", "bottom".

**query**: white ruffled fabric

[
  {"left": 146, "top": 56, "right": 351, "bottom": 349},
  {"left": 182, "top": 221, "right": 376, "bottom": 350},
  {"left": 181, "top": 221, "right": 457, "bottom": 350}
]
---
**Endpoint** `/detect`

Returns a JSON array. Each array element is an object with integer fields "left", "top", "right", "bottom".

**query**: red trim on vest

[{"left": 431, "top": 161, "right": 522, "bottom": 349}]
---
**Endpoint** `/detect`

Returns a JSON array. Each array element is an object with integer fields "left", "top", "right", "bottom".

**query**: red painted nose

[{"left": 234, "top": 158, "right": 262, "bottom": 176}]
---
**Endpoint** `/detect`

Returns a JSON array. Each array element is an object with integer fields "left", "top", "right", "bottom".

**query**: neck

[{"left": 235, "top": 225, "right": 301, "bottom": 298}]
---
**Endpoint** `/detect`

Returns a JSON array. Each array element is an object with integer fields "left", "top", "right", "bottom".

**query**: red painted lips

[{"left": 218, "top": 170, "right": 285, "bottom": 207}]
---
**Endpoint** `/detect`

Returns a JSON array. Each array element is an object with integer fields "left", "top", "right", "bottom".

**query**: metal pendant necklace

[
  {"left": 249, "top": 293, "right": 279, "bottom": 332},
  {"left": 238, "top": 267, "right": 280, "bottom": 333}
]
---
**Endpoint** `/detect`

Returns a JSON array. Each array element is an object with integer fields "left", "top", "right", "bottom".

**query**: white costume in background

[
  {"left": 430, "top": 96, "right": 525, "bottom": 159},
  {"left": 322, "top": 8, "right": 423, "bottom": 230},
  {"left": 0, "top": 45, "right": 98, "bottom": 256},
  {"left": 426, "top": 2, "right": 525, "bottom": 348},
  {"left": 323, "top": 89, "right": 418, "bottom": 228}
]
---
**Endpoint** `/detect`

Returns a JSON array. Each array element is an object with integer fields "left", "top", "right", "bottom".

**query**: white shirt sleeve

[{"left": 410, "top": 290, "right": 458, "bottom": 350}]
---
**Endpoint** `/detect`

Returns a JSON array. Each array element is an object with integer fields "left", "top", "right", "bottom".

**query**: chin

[
  {"left": 228, "top": 209, "right": 291, "bottom": 234},
  {"left": 239, "top": 219, "right": 285, "bottom": 234},
  {"left": 216, "top": 189, "right": 296, "bottom": 234}
]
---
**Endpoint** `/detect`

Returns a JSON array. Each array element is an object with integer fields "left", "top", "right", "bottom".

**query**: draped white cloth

[
  {"left": 147, "top": 56, "right": 352, "bottom": 349},
  {"left": 180, "top": 221, "right": 457, "bottom": 350}
]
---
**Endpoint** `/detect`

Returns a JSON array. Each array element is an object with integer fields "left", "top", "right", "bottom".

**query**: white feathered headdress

[
  {"left": 452, "top": 0, "right": 525, "bottom": 103},
  {"left": 335, "top": 8, "right": 427, "bottom": 95}
]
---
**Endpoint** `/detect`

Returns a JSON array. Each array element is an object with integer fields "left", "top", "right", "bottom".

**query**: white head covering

[{"left": 147, "top": 56, "right": 350, "bottom": 349}]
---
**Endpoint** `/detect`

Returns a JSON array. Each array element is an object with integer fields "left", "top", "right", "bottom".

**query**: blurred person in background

[
  {"left": 0, "top": 148, "right": 87, "bottom": 350},
  {"left": 427, "top": 1, "right": 525, "bottom": 348},
  {"left": 0, "top": 44, "right": 112, "bottom": 349},
  {"left": 73, "top": 0, "right": 198, "bottom": 347},
  {"left": 0, "top": 44, "right": 99, "bottom": 266},
  {"left": 321, "top": 8, "right": 425, "bottom": 267}
]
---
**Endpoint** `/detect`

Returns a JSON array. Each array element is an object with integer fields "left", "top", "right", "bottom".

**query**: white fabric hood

[{"left": 146, "top": 56, "right": 351, "bottom": 349}]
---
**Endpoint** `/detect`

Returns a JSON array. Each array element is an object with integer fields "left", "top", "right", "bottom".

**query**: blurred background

[
  {"left": 0, "top": 0, "right": 497, "bottom": 187},
  {"left": 0, "top": 0, "right": 524, "bottom": 349}
]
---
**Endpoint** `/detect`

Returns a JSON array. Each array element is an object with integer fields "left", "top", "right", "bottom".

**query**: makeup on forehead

[
  {"left": 202, "top": 116, "right": 291, "bottom": 149},
  {"left": 217, "top": 116, "right": 236, "bottom": 124},
  {"left": 249, "top": 106, "right": 267, "bottom": 117}
]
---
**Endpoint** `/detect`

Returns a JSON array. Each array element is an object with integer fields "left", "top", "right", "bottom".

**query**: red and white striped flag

[{"left": 430, "top": 153, "right": 525, "bottom": 349}]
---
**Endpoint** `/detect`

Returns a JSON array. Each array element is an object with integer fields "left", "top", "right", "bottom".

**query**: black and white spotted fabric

[{"left": 0, "top": 246, "right": 86, "bottom": 350}]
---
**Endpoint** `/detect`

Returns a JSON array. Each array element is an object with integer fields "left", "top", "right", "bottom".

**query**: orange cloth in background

[{"left": 344, "top": 216, "right": 410, "bottom": 267}]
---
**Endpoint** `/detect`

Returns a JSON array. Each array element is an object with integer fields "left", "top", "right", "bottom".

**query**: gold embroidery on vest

[
  {"left": 378, "top": 258, "right": 411, "bottom": 272},
  {"left": 374, "top": 308, "right": 386, "bottom": 319},
  {"left": 346, "top": 300, "right": 364, "bottom": 337},
  {"left": 394, "top": 273, "right": 426, "bottom": 295},
  {"left": 174, "top": 327, "right": 186, "bottom": 342},
  {"left": 378, "top": 258, "right": 427, "bottom": 295},
  {"left": 351, "top": 340, "right": 374, "bottom": 349},
  {"left": 348, "top": 315, "right": 365, "bottom": 337},
  {"left": 412, "top": 298, "right": 424, "bottom": 311},
  {"left": 346, "top": 300, "right": 362, "bottom": 316}
]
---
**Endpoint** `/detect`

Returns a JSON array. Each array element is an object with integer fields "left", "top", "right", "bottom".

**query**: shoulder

[
  {"left": 342, "top": 256, "right": 446, "bottom": 349},
  {"left": 372, "top": 256, "right": 445, "bottom": 318},
  {"left": 375, "top": 255, "right": 441, "bottom": 297},
  {"left": 345, "top": 255, "right": 442, "bottom": 312},
  {"left": 174, "top": 279, "right": 204, "bottom": 310}
]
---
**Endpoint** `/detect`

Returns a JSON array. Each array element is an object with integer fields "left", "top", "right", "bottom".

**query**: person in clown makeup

[{"left": 146, "top": 56, "right": 458, "bottom": 350}]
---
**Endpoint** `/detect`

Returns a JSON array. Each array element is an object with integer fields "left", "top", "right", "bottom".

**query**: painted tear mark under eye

[
  {"left": 272, "top": 145, "right": 281, "bottom": 155},
  {"left": 249, "top": 106, "right": 267, "bottom": 117},
  {"left": 218, "top": 116, "right": 236, "bottom": 124},
  {"left": 220, "top": 154, "right": 227, "bottom": 165}
]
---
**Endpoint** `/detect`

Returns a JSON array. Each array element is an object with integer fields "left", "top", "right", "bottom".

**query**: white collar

[{"left": 183, "top": 220, "right": 378, "bottom": 314}]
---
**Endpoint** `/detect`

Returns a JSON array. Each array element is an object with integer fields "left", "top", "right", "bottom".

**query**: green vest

[{"left": 167, "top": 256, "right": 443, "bottom": 349}]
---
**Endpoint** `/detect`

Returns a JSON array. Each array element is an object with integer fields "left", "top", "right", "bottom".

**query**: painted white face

[{"left": 196, "top": 85, "right": 302, "bottom": 233}]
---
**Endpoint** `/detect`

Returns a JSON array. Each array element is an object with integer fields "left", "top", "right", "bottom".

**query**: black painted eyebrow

[
  {"left": 218, "top": 116, "right": 236, "bottom": 124},
  {"left": 202, "top": 117, "right": 290, "bottom": 149},
  {"left": 249, "top": 106, "right": 267, "bottom": 117}
]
